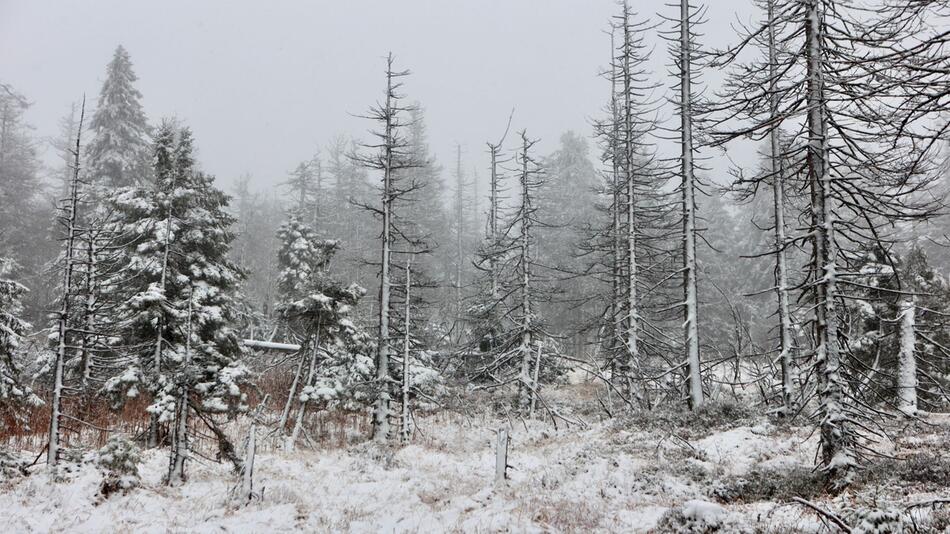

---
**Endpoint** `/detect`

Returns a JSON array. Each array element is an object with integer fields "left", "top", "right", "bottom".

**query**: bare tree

[
  {"left": 352, "top": 53, "right": 422, "bottom": 442},
  {"left": 47, "top": 97, "right": 86, "bottom": 468},
  {"left": 710, "top": 0, "right": 948, "bottom": 484},
  {"left": 660, "top": 0, "right": 707, "bottom": 409},
  {"left": 514, "top": 132, "right": 545, "bottom": 414}
]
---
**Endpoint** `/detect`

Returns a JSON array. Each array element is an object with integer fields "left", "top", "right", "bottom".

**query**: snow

[
  {"left": 694, "top": 423, "right": 806, "bottom": 475},
  {"left": 0, "top": 410, "right": 814, "bottom": 533},
  {"left": 681, "top": 499, "right": 727, "bottom": 523},
  {"left": 1, "top": 396, "right": 946, "bottom": 532}
]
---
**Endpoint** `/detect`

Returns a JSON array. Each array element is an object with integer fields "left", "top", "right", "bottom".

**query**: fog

[{"left": 1, "top": 0, "right": 757, "bottom": 190}]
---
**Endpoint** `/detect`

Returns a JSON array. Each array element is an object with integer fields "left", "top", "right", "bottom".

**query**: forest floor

[{"left": 2, "top": 384, "right": 950, "bottom": 533}]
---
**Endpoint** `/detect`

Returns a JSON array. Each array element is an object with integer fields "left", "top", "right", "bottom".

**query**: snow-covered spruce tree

[
  {"left": 69, "top": 46, "right": 150, "bottom": 393},
  {"left": 86, "top": 45, "right": 151, "bottom": 190},
  {"left": 273, "top": 213, "right": 324, "bottom": 435},
  {"left": 710, "top": 0, "right": 947, "bottom": 484},
  {"left": 848, "top": 244, "right": 950, "bottom": 416},
  {"left": 103, "top": 121, "right": 247, "bottom": 467},
  {"left": 351, "top": 54, "right": 423, "bottom": 442},
  {"left": 275, "top": 221, "right": 373, "bottom": 450},
  {"left": 273, "top": 213, "right": 373, "bottom": 449},
  {"left": 0, "top": 258, "right": 40, "bottom": 432},
  {"left": 894, "top": 246, "right": 950, "bottom": 414}
]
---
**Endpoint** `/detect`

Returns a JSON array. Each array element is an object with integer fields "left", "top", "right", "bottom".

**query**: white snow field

[{"left": 2, "top": 386, "right": 949, "bottom": 533}]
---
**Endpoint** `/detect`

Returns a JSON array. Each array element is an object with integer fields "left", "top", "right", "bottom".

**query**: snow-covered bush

[
  {"left": 860, "top": 453, "right": 950, "bottom": 490},
  {"left": 625, "top": 400, "right": 756, "bottom": 436},
  {"left": 390, "top": 348, "right": 447, "bottom": 411},
  {"left": 96, "top": 435, "right": 141, "bottom": 497},
  {"left": 0, "top": 447, "right": 28, "bottom": 480},
  {"left": 843, "top": 507, "right": 908, "bottom": 534},
  {"left": 655, "top": 500, "right": 746, "bottom": 533},
  {"left": 712, "top": 465, "right": 824, "bottom": 504}
]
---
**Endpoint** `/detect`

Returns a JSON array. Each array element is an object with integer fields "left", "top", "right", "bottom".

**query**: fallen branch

[{"left": 791, "top": 497, "right": 852, "bottom": 533}]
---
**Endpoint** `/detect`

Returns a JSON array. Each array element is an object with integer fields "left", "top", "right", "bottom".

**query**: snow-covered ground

[{"left": 2, "top": 387, "right": 949, "bottom": 532}]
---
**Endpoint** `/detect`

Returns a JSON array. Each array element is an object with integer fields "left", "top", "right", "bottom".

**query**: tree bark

[
  {"left": 804, "top": 0, "right": 854, "bottom": 481},
  {"left": 679, "top": 0, "right": 703, "bottom": 410},
  {"left": 401, "top": 256, "right": 412, "bottom": 443},
  {"left": 767, "top": 0, "right": 795, "bottom": 414},
  {"left": 48, "top": 98, "right": 86, "bottom": 468},
  {"left": 373, "top": 57, "right": 397, "bottom": 443},
  {"left": 897, "top": 295, "right": 917, "bottom": 415}
]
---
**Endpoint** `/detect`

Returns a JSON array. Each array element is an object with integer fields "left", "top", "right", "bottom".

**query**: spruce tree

[
  {"left": 0, "top": 82, "right": 49, "bottom": 323},
  {"left": 104, "top": 121, "right": 247, "bottom": 455},
  {"left": 274, "top": 213, "right": 373, "bottom": 449},
  {"left": 0, "top": 257, "right": 39, "bottom": 430},
  {"left": 87, "top": 45, "right": 151, "bottom": 190}
]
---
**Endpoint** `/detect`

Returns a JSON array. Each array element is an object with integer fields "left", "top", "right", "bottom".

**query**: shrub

[
  {"left": 712, "top": 465, "right": 826, "bottom": 504},
  {"left": 655, "top": 500, "right": 747, "bottom": 533},
  {"left": 624, "top": 400, "right": 757, "bottom": 437},
  {"left": 859, "top": 453, "right": 950, "bottom": 490},
  {"left": 842, "top": 507, "right": 908, "bottom": 534},
  {"left": 0, "top": 447, "right": 27, "bottom": 479},
  {"left": 96, "top": 435, "right": 141, "bottom": 497}
]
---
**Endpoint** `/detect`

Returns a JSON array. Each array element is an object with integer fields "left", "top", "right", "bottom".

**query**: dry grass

[{"left": 516, "top": 496, "right": 605, "bottom": 532}]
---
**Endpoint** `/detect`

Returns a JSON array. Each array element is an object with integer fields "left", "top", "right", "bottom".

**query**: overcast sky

[{"left": 1, "top": 0, "right": 759, "bottom": 194}]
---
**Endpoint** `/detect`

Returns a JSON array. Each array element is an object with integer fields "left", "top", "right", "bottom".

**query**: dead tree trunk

[
  {"left": 678, "top": 0, "right": 703, "bottom": 410},
  {"left": 48, "top": 97, "right": 86, "bottom": 468}
]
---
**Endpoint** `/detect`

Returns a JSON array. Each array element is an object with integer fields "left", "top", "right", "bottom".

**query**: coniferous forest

[{"left": 3, "top": 1, "right": 950, "bottom": 532}]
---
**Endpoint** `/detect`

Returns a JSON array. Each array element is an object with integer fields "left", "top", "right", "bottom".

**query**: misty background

[{"left": 1, "top": 0, "right": 755, "bottom": 192}]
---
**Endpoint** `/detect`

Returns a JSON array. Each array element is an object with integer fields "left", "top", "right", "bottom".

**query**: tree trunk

[
  {"left": 767, "top": 0, "right": 795, "bottom": 414},
  {"left": 167, "top": 295, "right": 193, "bottom": 485},
  {"left": 373, "top": 63, "right": 396, "bottom": 443},
  {"left": 80, "top": 238, "right": 97, "bottom": 388},
  {"left": 287, "top": 327, "right": 320, "bottom": 451},
  {"left": 609, "top": 29, "right": 623, "bottom": 380},
  {"left": 680, "top": 0, "right": 703, "bottom": 410},
  {"left": 401, "top": 257, "right": 412, "bottom": 444},
  {"left": 805, "top": 0, "right": 854, "bottom": 482},
  {"left": 148, "top": 194, "right": 174, "bottom": 449},
  {"left": 517, "top": 137, "right": 535, "bottom": 414},
  {"left": 48, "top": 98, "right": 85, "bottom": 468},
  {"left": 897, "top": 295, "right": 917, "bottom": 415},
  {"left": 620, "top": 6, "right": 641, "bottom": 403},
  {"left": 278, "top": 347, "right": 307, "bottom": 432}
]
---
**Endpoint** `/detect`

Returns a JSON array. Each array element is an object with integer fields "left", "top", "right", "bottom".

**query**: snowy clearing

[{"left": 3, "top": 390, "right": 949, "bottom": 533}]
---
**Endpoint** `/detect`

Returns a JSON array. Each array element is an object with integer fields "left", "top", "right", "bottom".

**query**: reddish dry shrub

[{"left": 1, "top": 363, "right": 374, "bottom": 452}]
